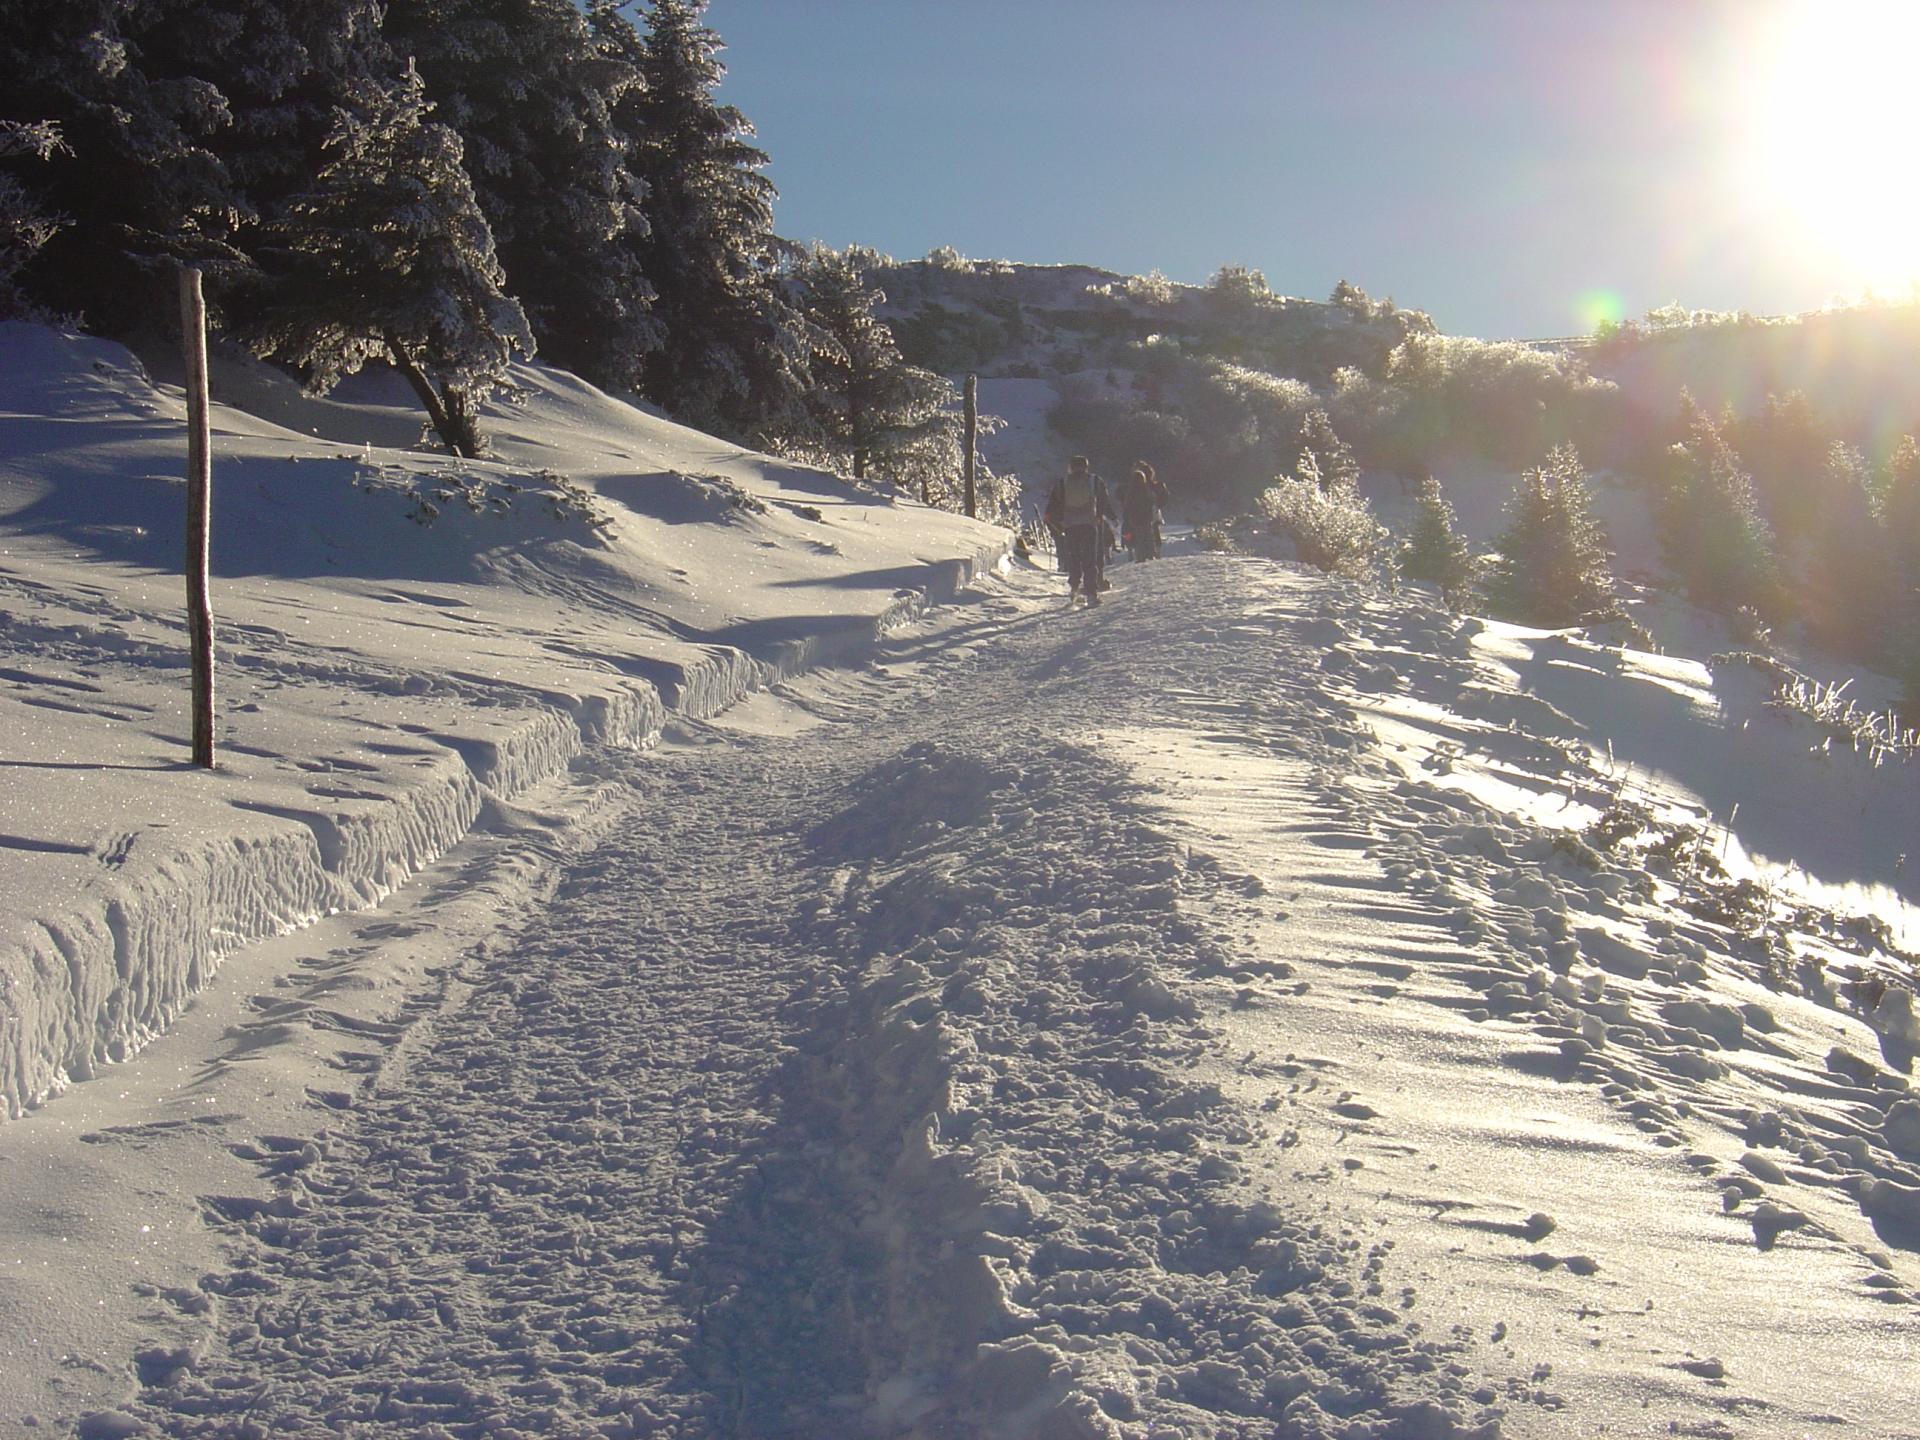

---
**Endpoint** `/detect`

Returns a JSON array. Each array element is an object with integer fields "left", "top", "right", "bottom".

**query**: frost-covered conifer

[
  {"left": 1883, "top": 436, "right": 1920, "bottom": 585},
  {"left": 383, "top": 0, "right": 657, "bottom": 388},
  {"left": 1660, "top": 393, "right": 1782, "bottom": 618},
  {"left": 1878, "top": 436, "right": 1920, "bottom": 695},
  {"left": 616, "top": 0, "right": 811, "bottom": 437},
  {"left": 784, "top": 243, "right": 969, "bottom": 498},
  {"left": 1798, "top": 441, "right": 1892, "bottom": 657},
  {"left": 1731, "top": 390, "right": 1828, "bottom": 538},
  {"left": 0, "top": 0, "right": 247, "bottom": 326},
  {"left": 1485, "top": 443, "right": 1619, "bottom": 625},
  {"left": 255, "top": 66, "right": 531, "bottom": 457},
  {"left": 1398, "top": 476, "right": 1475, "bottom": 605},
  {"left": 0, "top": 120, "right": 65, "bottom": 318}
]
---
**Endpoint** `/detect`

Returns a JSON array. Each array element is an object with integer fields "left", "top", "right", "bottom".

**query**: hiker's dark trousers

[{"left": 1063, "top": 524, "right": 1103, "bottom": 595}]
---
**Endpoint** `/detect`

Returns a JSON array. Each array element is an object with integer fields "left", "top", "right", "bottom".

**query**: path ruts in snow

[{"left": 114, "top": 556, "right": 1507, "bottom": 1440}]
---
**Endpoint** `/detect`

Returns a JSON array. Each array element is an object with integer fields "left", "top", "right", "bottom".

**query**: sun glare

[{"left": 1741, "top": 1, "right": 1920, "bottom": 297}]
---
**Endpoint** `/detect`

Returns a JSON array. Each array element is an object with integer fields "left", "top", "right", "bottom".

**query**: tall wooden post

[
  {"left": 963, "top": 372, "right": 978, "bottom": 519},
  {"left": 179, "top": 267, "right": 215, "bottom": 769}
]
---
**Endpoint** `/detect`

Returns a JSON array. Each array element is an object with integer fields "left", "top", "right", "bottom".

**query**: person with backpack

[
  {"left": 1043, "top": 455, "right": 1118, "bottom": 605},
  {"left": 1119, "top": 460, "right": 1169, "bottom": 562}
]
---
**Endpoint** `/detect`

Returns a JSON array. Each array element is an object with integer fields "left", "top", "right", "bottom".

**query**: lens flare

[{"left": 1575, "top": 290, "right": 1626, "bottom": 334}]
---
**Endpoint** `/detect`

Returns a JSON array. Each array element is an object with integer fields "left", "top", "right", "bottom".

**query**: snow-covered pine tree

[
  {"left": 784, "top": 242, "right": 975, "bottom": 501},
  {"left": 382, "top": 0, "right": 658, "bottom": 389},
  {"left": 1398, "top": 475, "right": 1474, "bottom": 606},
  {"left": 1797, "top": 440, "right": 1893, "bottom": 658},
  {"left": 615, "top": 0, "right": 810, "bottom": 438},
  {"left": 0, "top": 0, "right": 248, "bottom": 327},
  {"left": 0, "top": 119, "right": 64, "bottom": 318},
  {"left": 1884, "top": 435, "right": 1920, "bottom": 586},
  {"left": 1879, "top": 436, "right": 1920, "bottom": 698},
  {"left": 1659, "top": 392, "right": 1782, "bottom": 618},
  {"left": 253, "top": 65, "right": 532, "bottom": 457},
  {"left": 130, "top": 0, "right": 387, "bottom": 210},
  {"left": 1730, "top": 389, "right": 1828, "bottom": 540},
  {"left": 1484, "top": 442, "right": 1619, "bottom": 625}
]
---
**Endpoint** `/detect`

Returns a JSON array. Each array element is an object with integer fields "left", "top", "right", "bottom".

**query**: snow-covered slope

[{"left": 0, "top": 322, "right": 1007, "bottom": 1122}]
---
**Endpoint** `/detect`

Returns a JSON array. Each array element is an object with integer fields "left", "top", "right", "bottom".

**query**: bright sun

[{"left": 1739, "top": 1, "right": 1920, "bottom": 297}]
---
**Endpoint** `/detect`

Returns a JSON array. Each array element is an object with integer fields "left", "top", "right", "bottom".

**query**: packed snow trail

[
  {"left": 65, "top": 550, "right": 1920, "bottom": 1439},
  {"left": 106, "top": 556, "right": 1507, "bottom": 1440}
]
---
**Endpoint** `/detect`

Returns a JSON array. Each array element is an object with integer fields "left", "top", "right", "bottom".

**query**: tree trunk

[
  {"left": 963, "top": 372, "right": 978, "bottom": 518},
  {"left": 848, "top": 379, "right": 866, "bottom": 482},
  {"left": 385, "top": 333, "right": 478, "bottom": 459},
  {"left": 179, "top": 268, "right": 216, "bottom": 769}
]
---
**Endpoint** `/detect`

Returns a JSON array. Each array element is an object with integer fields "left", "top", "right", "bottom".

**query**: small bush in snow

[
  {"left": 1256, "top": 449, "right": 1385, "bottom": 578},
  {"left": 1483, "top": 443, "right": 1621, "bottom": 626},
  {"left": 1193, "top": 520, "right": 1237, "bottom": 552}
]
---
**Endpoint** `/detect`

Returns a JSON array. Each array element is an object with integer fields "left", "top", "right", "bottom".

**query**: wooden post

[
  {"left": 963, "top": 372, "right": 978, "bottom": 519},
  {"left": 179, "top": 267, "right": 215, "bottom": 769}
]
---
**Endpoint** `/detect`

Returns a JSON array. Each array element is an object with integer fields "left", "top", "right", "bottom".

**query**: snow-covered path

[
  {"left": 85, "top": 557, "right": 1505, "bottom": 1439},
  {"left": 12, "top": 552, "right": 1920, "bottom": 1438}
]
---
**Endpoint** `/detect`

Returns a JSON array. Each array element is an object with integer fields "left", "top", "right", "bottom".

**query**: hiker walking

[
  {"left": 1120, "top": 461, "right": 1169, "bottom": 562},
  {"left": 1044, "top": 455, "right": 1118, "bottom": 605}
]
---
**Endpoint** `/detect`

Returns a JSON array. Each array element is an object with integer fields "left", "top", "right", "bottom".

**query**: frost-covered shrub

[
  {"left": 1193, "top": 519, "right": 1237, "bottom": 552},
  {"left": 1592, "top": 303, "right": 1765, "bottom": 353},
  {"left": 1256, "top": 450, "right": 1386, "bottom": 578},
  {"left": 1337, "top": 333, "right": 1615, "bottom": 472},
  {"left": 1329, "top": 278, "right": 1436, "bottom": 335},
  {"left": 1086, "top": 269, "right": 1176, "bottom": 307},
  {"left": 1483, "top": 443, "right": 1621, "bottom": 626},
  {"left": 1397, "top": 476, "right": 1475, "bottom": 605},
  {"left": 1882, "top": 435, "right": 1920, "bottom": 582}
]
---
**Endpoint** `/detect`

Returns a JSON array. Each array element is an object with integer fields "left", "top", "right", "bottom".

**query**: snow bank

[{"left": 0, "top": 322, "right": 1009, "bottom": 1120}]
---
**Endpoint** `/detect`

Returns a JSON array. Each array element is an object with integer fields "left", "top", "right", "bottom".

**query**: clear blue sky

[{"left": 709, "top": 0, "right": 1915, "bottom": 340}]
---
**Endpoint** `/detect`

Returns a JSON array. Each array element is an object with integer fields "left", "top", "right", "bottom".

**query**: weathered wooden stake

[
  {"left": 179, "top": 267, "right": 215, "bottom": 769},
  {"left": 963, "top": 372, "right": 978, "bottom": 519}
]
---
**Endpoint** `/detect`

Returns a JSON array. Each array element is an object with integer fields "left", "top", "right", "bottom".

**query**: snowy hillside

[
  {"left": 5, "top": 317, "right": 1920, "bottom": 1438},
  {"left": 0, "top": 320, "right": 1006, "bottom": 1125}
]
